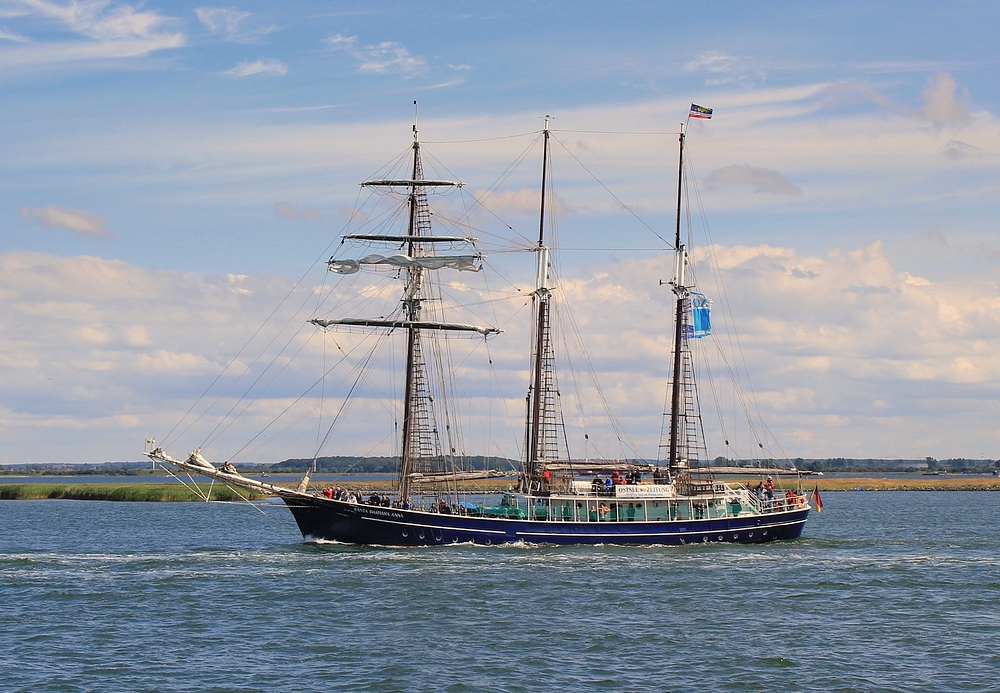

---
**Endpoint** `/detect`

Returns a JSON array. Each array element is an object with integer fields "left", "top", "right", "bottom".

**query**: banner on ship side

[{"left": 615, "top": 484, "right": 675, "bottom": 499}]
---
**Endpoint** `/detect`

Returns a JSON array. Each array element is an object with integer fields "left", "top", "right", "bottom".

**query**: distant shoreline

[
  {"left": 1, "top": 475, "right": 999, "bottom": 501},
  {"left": 804, "top": 476, "right": 1000, "bottom": 492}
]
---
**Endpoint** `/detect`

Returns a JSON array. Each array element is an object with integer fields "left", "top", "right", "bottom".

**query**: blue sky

[{"left": 1, "top": 0, "right": 999, "bottom": 465}]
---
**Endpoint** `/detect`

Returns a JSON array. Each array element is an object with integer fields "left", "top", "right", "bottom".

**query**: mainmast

[{"left": 524, "top": 116, "right": 565, "bottom": 487}]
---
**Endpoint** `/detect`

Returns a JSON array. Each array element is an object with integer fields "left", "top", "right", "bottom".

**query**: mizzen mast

[
  {"left": 662, "top": 123, "right": 709, "bottom": 475},
  {"left": 667, "top": 125, "right": 687, "bottom": 474}
]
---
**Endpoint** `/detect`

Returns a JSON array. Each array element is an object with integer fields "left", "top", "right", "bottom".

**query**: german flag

[{"left": 810, "top": 485, "right": 823, "bottom": 513}]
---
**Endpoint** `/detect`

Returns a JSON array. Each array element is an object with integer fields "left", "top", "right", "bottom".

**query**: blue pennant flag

[{"left": 689, "top": 293, "right": 712, "bottom": 338}]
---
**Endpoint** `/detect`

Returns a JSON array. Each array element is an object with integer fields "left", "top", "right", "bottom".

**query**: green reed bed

[{"left": 0, "top": 483, "right": 267, "bottom": 502}]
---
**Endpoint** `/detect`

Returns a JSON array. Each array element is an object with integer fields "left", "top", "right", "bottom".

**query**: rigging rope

[{"left": 549, "top": 132, "right": 673, "bottom": 249}]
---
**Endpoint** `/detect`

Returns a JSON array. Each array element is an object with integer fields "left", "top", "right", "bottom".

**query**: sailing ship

[{"left": 148, "top": 111, "right": 811, "bottom": 545}]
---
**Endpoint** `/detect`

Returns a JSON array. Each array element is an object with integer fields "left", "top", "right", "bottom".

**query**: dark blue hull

[{"left": 281, "top": 496, "right": 809, "bottom": 546}]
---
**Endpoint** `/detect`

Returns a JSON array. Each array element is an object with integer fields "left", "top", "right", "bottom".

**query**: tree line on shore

[{"left": 2, "top": 455, "right": 998, "bottom": 476}]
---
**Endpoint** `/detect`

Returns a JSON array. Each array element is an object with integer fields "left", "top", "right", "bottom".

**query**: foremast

[
  {"left": 311, "top": 116, "right": 498, "bottom": 502},
  {"left": 398, "top": 123, "right": 431, "bottom": 501},
  {"left": 523, "top": 117, "right": 569, "bottom": 491}
]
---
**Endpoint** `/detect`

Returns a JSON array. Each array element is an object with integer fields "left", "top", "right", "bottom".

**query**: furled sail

[
  {"left": 342, "top": 234, "right": 475, "bottom": 244},
  {"left": 310, "top": 317, "right": 500, "bottom": 337},
  {"left": 327, "top": 253, "right": 482, "bottom": 274}
]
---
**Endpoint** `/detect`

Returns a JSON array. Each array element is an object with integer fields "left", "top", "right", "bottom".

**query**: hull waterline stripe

[{"left": 514, "top": 518, "right": 806, "bottom": 540}]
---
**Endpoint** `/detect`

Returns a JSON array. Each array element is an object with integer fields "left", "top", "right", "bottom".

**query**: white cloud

[
  {"left": 0, "top": 250, "right": 304, "bottom": 463},
  {"left": 195, "top": 7, "right": 276, "bottom": 43},
  {"left": 817, "top": 72, "right": 971, "bottom": 131},
  {"left": 325, "top": 33, "right": 426, "bottom": 76},
  {"left": 684, "top": 241, "right": 999, "bottom": 392},
  {"left": 0, "top": 0, "right": 183, "bottom": 68},
  {"left": 919, "top": 71, "right": 969, "bottom": 130},
  {"left": 683, "top": 51, "right": 765, "bottom": 87},
  {"left": 4, "top": 237, "right": 1000, "bottom": 464},
  {"left": 195, "top": 6, "right": 247, "bottom": 36},
  {"left": 20, "top": 204, "right": 113, "bottom": 239},
  {"left": 548, "top": 241, "right": 1000, "bottom": 458},
  {"left": 0, "top": 26, "right": 29, "bottom": 41},
  {"left": 224, "top": 57, "right": 287, "bottom": 77}
]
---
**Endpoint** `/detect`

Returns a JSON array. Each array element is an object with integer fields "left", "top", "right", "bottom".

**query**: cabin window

[
  {"left": 708, "top": 499, "right": 726, "bottom": 519},
  {"left": 534, "top": 498, "right": 550, "bottom": 520},
  {"left": 647, "top": 500, "right": 667, "bottom": 520},
  {"left": 671, "top": 500, "right": 691, "bottom": 520}
]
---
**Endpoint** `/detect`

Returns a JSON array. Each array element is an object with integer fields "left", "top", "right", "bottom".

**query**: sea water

[{"left": 1, "top": 492, "right": 997, "bottom": 692}]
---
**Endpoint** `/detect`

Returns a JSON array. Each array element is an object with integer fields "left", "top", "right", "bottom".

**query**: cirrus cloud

[
  {"left": 683, "top": 51, "right": 765, "bottom": 87},
  {"left": 0, "top": 0, "right": 184, "bottom": 68},
  {"left": 325, "top": 33, "right": 426, "bottom": 76},
  {"left": 195, "top": 7, "right": 277, "bottom": 43},
  {"left": 0, "top": 26, "right": 30, "bottom": 42},
  {"left": 224, "top": 57, "right": 287, "bottom": 77}
]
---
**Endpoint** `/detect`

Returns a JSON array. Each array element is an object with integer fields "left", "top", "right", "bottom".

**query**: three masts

[{"left": 147, "top": 113, "right": 812, "bottom": 545}]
